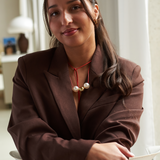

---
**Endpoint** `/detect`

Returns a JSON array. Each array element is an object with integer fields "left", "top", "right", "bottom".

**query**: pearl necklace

[
  {"left": 69, "top": 61, "right": 91, "bottom": 98},
  {"left": 72, "top": 82, "right": 90, "bottom": 92}
]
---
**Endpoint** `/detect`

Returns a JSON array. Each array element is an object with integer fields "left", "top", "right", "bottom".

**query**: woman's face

[{"left": 47, "top": 0, "right": 99, "bottom": 48}]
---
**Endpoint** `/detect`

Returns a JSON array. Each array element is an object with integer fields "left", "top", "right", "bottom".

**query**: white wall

[
  {"left": 149, "top": 0, "right": 160, "bottom": 159},
  {"left": 0, "top": 0, "right": 19, "bottom": 50}
]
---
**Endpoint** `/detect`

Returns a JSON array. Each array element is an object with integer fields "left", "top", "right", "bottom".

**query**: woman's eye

[
  {"left": 51, "top": 11, "right": 59, "bottom": 17},
  {"left": 72, "top": 5, "right": 80, "bottom": 10}
]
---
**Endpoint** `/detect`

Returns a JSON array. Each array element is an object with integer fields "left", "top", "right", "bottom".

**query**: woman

[{"left": 8, "top": 0, "right": 144, "bottom": 160}]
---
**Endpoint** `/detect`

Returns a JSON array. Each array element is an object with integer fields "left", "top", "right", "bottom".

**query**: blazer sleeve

[
  {"left": 8, "top": 57, "right": 97, "bottom": 160},
  {"left": 94, "top": 65, "right": 144, "bottom": 149}
]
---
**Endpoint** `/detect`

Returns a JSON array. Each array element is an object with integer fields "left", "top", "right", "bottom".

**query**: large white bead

[
  {"left": 84, "top": 83, "right": 90, "bottom": 89},
  {"left": 72, "top": 86, "right": 79, "bottom": 92}
]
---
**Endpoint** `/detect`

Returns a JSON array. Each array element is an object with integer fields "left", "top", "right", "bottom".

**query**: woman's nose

[{"left": 61, "top": 12, "right": 73, "bottom": 26}]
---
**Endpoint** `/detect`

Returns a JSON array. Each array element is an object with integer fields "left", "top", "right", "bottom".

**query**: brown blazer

[{"left": 8, "top": 45, "right": 144, "bottom": 160}]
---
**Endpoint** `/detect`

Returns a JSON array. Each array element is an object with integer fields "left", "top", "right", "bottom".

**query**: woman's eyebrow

[
  {"left": 48, "top": 4, "right": 57, "bottom": 10},
  {"left": 66, "top": 0, "right": 80, "bottom": 4}
]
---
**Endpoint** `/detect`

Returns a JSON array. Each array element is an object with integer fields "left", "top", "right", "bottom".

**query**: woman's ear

[{"left": 94, "top": 4, "right": 99, "bottom": 19}]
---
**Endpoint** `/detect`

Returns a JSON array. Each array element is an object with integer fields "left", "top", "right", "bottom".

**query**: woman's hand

[{"left": 86, "top": 142, "right": 134, "bottom": 160}]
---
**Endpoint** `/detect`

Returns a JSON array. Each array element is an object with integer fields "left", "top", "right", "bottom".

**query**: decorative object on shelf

[
  {"left": 7, "top": 0, "right": 33, "bottom": 53},
  {"left": 17, "top": 33, "right": 28, "bottom": 53},
  {"left": 3, "top": 37, "right": 16, "bottom": 55}
]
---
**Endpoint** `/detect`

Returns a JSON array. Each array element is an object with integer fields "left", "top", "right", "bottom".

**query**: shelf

[{"left": 1, "top": 54, "right": 26, "bottom": 63}]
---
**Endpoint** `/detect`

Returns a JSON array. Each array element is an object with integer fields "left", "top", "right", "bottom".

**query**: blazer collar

[
  {"left": 90, "top": 45, "right": 104, "bottom": 77},
  {"left": 78, "top": 46, "right": 105, "bottom": 123},
  {"left": 48, "top": 45, "right": 69, "bottom": 77},
  {"left": 44, "top": 45, "right": 105, "bottom": 138}
]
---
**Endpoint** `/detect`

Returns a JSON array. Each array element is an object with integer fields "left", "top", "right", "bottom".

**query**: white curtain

[
  {"left": 99, "top": 0, "right": 155, "bottom": 156},
  {"left": 26, "top": 0, "right": 50, "bottom": 52}
]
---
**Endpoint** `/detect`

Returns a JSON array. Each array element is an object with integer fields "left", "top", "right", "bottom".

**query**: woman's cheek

[{"left": 49, "top": 22, "right": 57, "bottom": 32}]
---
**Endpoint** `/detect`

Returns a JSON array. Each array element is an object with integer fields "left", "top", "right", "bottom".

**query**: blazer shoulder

[
  {"left": 118, "top": 56, "right": 140, "bottom": 76},
  {"left": 118, "top": 56, "right": 143, "bottom": 85},
  {"left": 118, "top": 56, "right": 137, "bottom": 69},
  {"left": 16, "top": 48, "right": 58, "bottom": 78}
]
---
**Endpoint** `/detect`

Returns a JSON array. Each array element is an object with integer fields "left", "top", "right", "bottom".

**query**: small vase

[{"left": 18, "top": 33, "right": 28, "bottom": 53}]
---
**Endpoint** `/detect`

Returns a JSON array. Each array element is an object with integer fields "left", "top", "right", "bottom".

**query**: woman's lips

[{"left": 62, "top": 28, "right": 78, "bottom": 36}]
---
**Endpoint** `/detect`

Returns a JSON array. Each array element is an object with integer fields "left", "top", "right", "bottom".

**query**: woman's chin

[{"left": 63, "top": 41, "right": 84, "bottom": 48}]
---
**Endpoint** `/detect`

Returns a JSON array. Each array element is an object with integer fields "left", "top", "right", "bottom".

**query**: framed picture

[{"left": 3, "top": 37, "right": 16, "bottom": 55}]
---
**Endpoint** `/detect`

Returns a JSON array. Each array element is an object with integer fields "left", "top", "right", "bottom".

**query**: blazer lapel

[
  {"left": 78, "top": 46, "right": 106, "bottom": 122},
  {"left": 44, "top": 46, "right": 81, "bottom": 139}
]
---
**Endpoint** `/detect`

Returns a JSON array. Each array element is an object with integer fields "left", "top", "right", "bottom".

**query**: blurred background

[{"left": 0, "top": 0, "right": 160, "bottom": 160}]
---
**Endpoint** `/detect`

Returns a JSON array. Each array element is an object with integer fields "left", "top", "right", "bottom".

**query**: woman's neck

[{"left": 64, "top": 43, "right": 96, "bottom": 68}]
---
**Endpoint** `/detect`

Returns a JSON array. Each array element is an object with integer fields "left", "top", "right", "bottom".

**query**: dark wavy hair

[{"left": 43, "top": 0, "right": 132, "bottom": 96}]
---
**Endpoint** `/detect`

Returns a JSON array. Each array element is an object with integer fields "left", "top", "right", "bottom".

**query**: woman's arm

[{"left": 86, "top": 65, "right": 144, "bottom": 160}]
